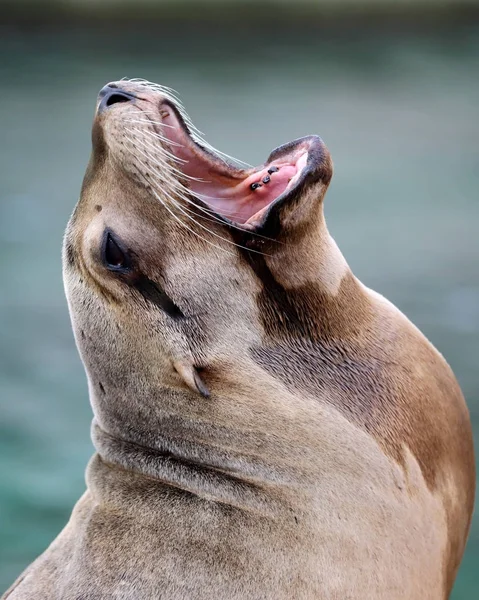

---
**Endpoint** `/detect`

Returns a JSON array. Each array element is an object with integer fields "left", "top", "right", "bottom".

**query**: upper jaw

[{"left": 95, "top": 80, "right": 332, "bottom": 229}]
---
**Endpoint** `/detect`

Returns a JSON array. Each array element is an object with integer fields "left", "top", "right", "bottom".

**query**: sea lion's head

[{"left": 63, "top": 78, "right": 352, "bottom": 441}]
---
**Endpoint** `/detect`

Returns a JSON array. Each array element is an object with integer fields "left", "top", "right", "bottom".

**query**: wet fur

[{"left": 3, "top": 80, "right": 475, "bottom": 600}]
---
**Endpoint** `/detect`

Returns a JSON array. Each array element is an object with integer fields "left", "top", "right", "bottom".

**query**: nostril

[
  {"left": 97, "top": 86, "right": 137, "bottom": 114},
  {"left": 105, "top": 93, "right": 131, "bottom": 107}
]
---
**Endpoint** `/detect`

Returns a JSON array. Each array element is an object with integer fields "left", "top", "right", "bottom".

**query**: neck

[
  {"left": 91, "top": 419, "right": 279, "bottom": 511},
  {"left": 88, "top": 376, "right": 314, "bottom": 514}
]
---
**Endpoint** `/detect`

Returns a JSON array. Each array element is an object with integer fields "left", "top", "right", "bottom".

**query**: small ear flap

[{"left": 173, "top": 360, "right": 210, "bottom": 398}]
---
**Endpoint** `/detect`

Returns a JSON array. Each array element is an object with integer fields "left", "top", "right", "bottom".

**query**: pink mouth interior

[{"left": 160, "top": 107, "right": 308, "bottom": 225}]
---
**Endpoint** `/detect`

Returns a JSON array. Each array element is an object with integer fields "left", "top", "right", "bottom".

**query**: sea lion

[{"left": 3, "top": 78, "right": 475, "bottom": 600}]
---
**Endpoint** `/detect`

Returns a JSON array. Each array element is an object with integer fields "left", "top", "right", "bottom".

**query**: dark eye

[{"left": 101, "top": 230, "right": 131, "bottom": 272}]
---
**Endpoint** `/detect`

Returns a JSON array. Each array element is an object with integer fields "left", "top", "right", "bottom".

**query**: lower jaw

[{"left": 198, "top": 151, "right": 309, "bottom": 225}]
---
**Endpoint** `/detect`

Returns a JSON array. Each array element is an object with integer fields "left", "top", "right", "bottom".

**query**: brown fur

[{"left": 3, "top": 80, "right": 475, "bottom": 600}]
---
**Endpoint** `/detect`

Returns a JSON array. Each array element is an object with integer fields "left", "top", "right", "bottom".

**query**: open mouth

[{"left": 155, "top": 101, "right": 321, "bottom": 227}]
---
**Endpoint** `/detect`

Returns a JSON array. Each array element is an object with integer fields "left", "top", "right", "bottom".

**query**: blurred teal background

[{"left": 0, "top": 1, "right": 478, "bottom": 597}]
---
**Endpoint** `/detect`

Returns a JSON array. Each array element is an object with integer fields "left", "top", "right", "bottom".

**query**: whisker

[
  {"left": 120, "top": 81, "right": 252, "bottom": 169},
  {"left": 124, "top": 118, "right": 182, "bottom": 144},
  {"left": 125, "top": 134, "right": 205, "bottom": 184},
  {"left": 125, "top": 121, "right": 186, "bottom": 148},
  {"left": 154, "top": 185, "right": 270, "bottom": 257},
  {"left": 156, "top": 194, "right": 271, "bottom": 257},
  {"left": 152, "top": 189, "right": 236, "bottom": 256},
  {"left": 130, "top": 128, "right": 188, "bottom": 162},
  {"left": 131, "top": 112, "right": 178, "bottom": 129}
]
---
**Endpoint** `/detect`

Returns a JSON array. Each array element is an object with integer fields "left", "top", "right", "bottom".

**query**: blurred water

[{"left": 0, "top": 24, "right": 478, "bottom": 597}]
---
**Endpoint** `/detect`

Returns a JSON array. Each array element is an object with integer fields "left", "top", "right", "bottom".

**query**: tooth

[
  {"left": 267, "top": 166, "right": 279, "bottom": 174},
  {"left": 160, "top": 109, "right": 170, "bottom": 118},
  {"left": 262, "top": 175, "right": 271, "bottom": 184},
  {"left": 250, "top": 182, "right": 262, "bottom": 190}
]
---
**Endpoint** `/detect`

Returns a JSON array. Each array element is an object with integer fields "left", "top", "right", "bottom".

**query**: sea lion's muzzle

[{"left": 93, "top": 79, "right": 333, "bottom": 231}]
